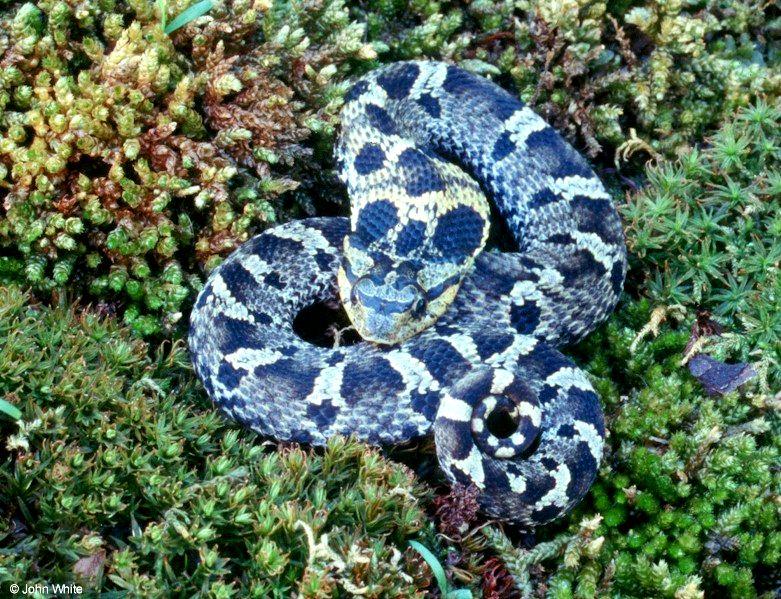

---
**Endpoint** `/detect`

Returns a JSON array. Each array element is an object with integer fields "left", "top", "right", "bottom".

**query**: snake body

[{"left": 189, "top": 62, "right": 627, "bottom": 526}]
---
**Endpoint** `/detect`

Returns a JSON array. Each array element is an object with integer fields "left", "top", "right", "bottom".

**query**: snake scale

[{"left": 189, "top": 61, "right": 627, "bottom": 526}]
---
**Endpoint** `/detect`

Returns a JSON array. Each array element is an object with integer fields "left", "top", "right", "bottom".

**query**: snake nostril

[{"left": 412, "top": 281, "right": 428, "bottom": 314}]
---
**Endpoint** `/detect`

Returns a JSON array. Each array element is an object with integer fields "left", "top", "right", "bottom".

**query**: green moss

[
  {"left": 513, "top": 299, "right": 780, "bottom": 598},
  {"left": 357, "top": 0, "right": 779, "bottom": 162},
  {"left": 621, "top": 102, "right": 780, "bottom": 382},
  {"left": 0, "top": 284, "right": 434, "bottom": 596},
  {"left": 0, "top": 0, "right": 778, "bottom": 596}
]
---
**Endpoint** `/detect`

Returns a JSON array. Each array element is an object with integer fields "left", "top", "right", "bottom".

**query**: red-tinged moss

[{"left": 0, "top": 0, "right": 378, "bottom": 335}]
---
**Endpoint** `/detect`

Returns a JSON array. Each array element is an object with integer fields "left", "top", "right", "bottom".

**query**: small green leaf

[
  {"left": 447, "top": 591, "right": 473, "bottom": 599},
  {"left": 0, "top": 398, "right": 22, "bottom": 420},
  {"left": 409, "top": 541, "right": 449, "bottom": 595},
  {"left": 164, "top": 0, "right": 214, "bottom": 34}
]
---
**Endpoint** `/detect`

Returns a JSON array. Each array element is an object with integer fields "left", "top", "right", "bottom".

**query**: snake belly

[{"left": 189, "top": 61, "right": 627, "bottom": 526}]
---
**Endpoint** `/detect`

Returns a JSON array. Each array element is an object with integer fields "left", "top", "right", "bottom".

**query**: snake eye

[{"left": 350, "top": 274, "right": 371, "bottom": 306}]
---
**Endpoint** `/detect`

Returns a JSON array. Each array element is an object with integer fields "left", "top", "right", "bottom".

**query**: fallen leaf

[
  {"left": 688, "top": 355, "right": 756, "bottom": 396},
  {"left": 73, "top": 550, "right": 106, "bottom": 580}
]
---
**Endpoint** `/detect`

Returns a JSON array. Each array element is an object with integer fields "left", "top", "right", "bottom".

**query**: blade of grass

[
  {"left": 164, "top": 0, "right": 214, "bottom": 34},
  {"left": 0, "top": 398, "right": 22, "bottom": 420},
  {"left": 408, "top": 540, "right": 472, "bottom": 599},
  {"left": 408, "top": 541, "right": 449, "bottom": 594},
  {"left": 158, "top": 0, "right": 167, "bottom": 32}
]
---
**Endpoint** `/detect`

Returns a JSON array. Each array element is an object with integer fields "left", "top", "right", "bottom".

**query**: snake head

[
  {"left": 338, "top": 194, "right": 490, "bottom": 345},
  {"left": 338, "top": 254, "right": 430, "bottom": 345}
]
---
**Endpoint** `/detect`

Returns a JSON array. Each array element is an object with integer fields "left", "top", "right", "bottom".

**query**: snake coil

[{"left": 189, "top": 61, "right": 626, "bottom": 525}]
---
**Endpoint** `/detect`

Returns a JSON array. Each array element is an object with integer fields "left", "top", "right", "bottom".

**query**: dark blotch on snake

[
  {"left": 340, "top": 358, "right": 405, "bottom": 406},
  {"left": 442, "top": 66, "right": 519, "bottom": 121},
  {"left": 432, "top": 205, "right": 485, "bottom": 258},
  {"left": 557, "top": 248, "right": 608, "bottom": 286},
  {"left": 345, "top": 79, "right": 370, "bottom": 102},
  {"left": 355, "top": 199, "right": 399, "bottom": 242},
  {"left": 408, "top": 338, "right": 471, "bottom": 384},
  {"left": 395, "top": 220, "right": 427, "bottom": 254},
  {"left": 409, "top": 389, "right": 440, "bottom": 422},
  {"left": 470, "top": 330, "right": 516, "bottom": 359},
  {"left": 250, "top": 233, "right": 307, "bottom": 263},
  {"left": 566, "top": 441, "right": 600, "bottom": 498},
  {"left": 510, "top": 302, "right": 542, "bottom": 336},
  {"left": 572, "top": 196, "right": 625, "bottom": 245},
  {"left": 528, "top": 188, "right": 560, "bottom": 210},
  {"left": 610, "top": 261, "right": 625, "bottom": 296},
  {"left": 377, "top": 63, "right": 420, "bottom": 99},
  {"left": 264, "top": 272, "right": 285, "bottom": 290},
  {"left": 254, "top": 358, "right": 318, "bottom": 401},
  {"left": 397, "top": 147, "right": 446, "bottom": 196},
  {"left": 531, "top": 502, "right": 566, "bottom": 524},
  {"left": 491, "top": 131, "right": 516, "bottom": 162},
  {"left": 417, "top": 92, "right": 441, "bottom": 118},
  {"left": 525, "top": 128, "right": 593, "bottom": 180},
  {"left": 217, "top": 361, "right": 245, "bottom": 389},
  {"left": 556, "top": 423, "right": 578, "bottom": 439},
  {"left": 307, "top": 400, "right": 339, "bottom": 428},
  {"left": 217, "top": 316, "right": 271, "bottom": 356},
  {"left": 365, "top": 104, "right": 397, "bottom": 135},
  {"left": 354, "top": 143, "right": 386, "bottom": 175}
]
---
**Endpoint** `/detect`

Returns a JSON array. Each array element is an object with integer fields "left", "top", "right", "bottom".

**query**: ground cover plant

[
  {"left": 622, "top": 102, "right": 780, "bottom": 385},
  {"left": 0, "top": 0, "right": 779, "bottom": 596},
  {"left": 0, "top": 0, "right": 777, "bottom": 334},
  {"left": 0, "top": 0, "right": 379, "bottom": 334},
  {"left": 357, "top": 0, "right": 780, "bottom": 161},
  {"left": 0, "top": 284, "right": 435, "bottom": 596}
]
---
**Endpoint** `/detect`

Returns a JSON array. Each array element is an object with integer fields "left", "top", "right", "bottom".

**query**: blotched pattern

[{"left": 190, "top": 62, "right": 627, "bottom": 526}]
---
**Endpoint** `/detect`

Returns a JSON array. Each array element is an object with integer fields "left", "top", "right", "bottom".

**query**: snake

[{"left": 189, "top": 61, "right": 627, "bottom": 526}]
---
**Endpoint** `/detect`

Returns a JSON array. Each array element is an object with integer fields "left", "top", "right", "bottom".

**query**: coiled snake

[{"left": 189, "top": 62, "right": 626, "bottom": 526}]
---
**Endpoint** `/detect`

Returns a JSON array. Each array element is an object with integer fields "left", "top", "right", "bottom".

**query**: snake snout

[{"left": 346, "top": 270, "right": 425, "bottom": 345}]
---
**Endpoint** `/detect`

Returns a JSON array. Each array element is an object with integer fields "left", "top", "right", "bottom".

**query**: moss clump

[
  {"left": 0, "top": 284, "right": 434, "bottom": 597},
  {"left": 358, "top": 0, "right": 779, "bottom": 161},
  {"left": 0, "top": 0, "right": 377, "bottom": 335},
  {"left": 622, "top": 103, "right": 780, "bottom": 381},
  {"left": 492, "top": 299, "right": 779, "bottom": 598}
]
